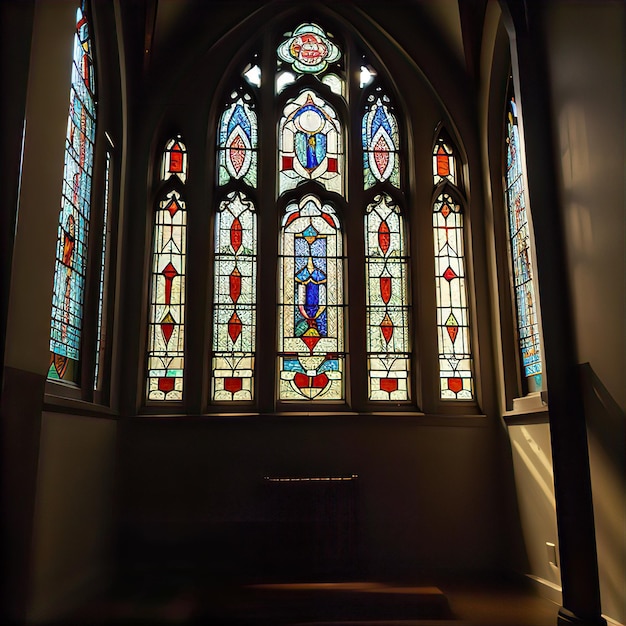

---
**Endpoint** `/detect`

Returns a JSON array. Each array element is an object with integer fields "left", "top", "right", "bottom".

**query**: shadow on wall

[
  {"left": 579, "top": 363, "right": 626, "bottom": 467},
  {"left": 579, "top": 362, "right": 626, "bottom": 625}
]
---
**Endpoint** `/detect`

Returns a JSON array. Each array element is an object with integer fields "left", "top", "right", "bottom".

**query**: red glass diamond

[
  {"left": 447, "top": 325, "right": 459, "bottom": 343},
  {"left": 443, "top": 266, "right": 457, "bottom": 282},
  {"left": 228, "top": 312, "right": 242, "bottom": 344},
  {"left": 160, "top": 311, "right": 176, "bottom": 344},
  {"left": 374, "top": 136, "right": 390, "bottom": 176},
  {"left": 230, "top": 218, "right": 242, "bottom": 253},
  {"left": 166, "top": 198, "right": 180, "bottom": 217},
  {"left": 378, "top": 220, "right": 390, "bottom": 255},
  {"left": 229, "top": 134, "right": 246, "bottom": 175},
  {"left": 229, "top": 267, "right": 241, "bottom": 303},
  {"left": 441, "top": 203, "right": 451, "bottom": 218},
  {"left": 380, "top": 313, "right": 394, "bottom": 344}
]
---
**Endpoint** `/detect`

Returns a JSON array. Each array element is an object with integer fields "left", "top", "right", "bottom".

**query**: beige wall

[
  {"left": 479, "top": 0, "right": 562, "bottom": 603},
  {"left": 545, "top": 3, "right": 626, "bottom": 623},
  {"left": 481, "top": 2, "right": 626, "bottom": 623},
  {"left": 508, "top": 423, "right": 560, "bottom": 591},
  {"left": 5, "top": 0, "right": 75, "bottom": 376}
]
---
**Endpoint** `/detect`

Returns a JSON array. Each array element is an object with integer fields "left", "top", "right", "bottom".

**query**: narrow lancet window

[
  {"left": 212, "top": 85, "right": 258, "bottom": 402},
  {"left": 278, "top": 195, "right": 345, "bottom": 401},
  {"left": 365, "top": 194, "right": 410, "bottom": 400},
  {"left": 505, "top": 97, "right": 542, "bottom": 391},
  {"left": 433, "top": 192, "right": 473, "bottom": 399},
  {"left": 146, "top": 139, "right": 188, "bottom": 400},
  {"left": 432, "top": 133, "right": 473, "bottom": 399},
  {"left": 48, "top": 7, "right": 96, "bottom": 382},
  {"left": 211, "top": 192, "right": 257, "bottom": 401}
]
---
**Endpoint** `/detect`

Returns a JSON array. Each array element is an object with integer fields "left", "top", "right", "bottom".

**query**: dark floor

[{"left": 59, "top": 575, "right": 560, "bottom": 626}]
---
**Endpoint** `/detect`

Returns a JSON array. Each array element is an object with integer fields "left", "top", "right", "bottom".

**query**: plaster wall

[
  {"left": 545, "top": 3, "right": 626, "bottom": 623},
  {"left": 28, "top": 413, "right": 117, "bottom": 623},
  {"left": 118, "top": 416, "right": 503, "bottom": 579}
]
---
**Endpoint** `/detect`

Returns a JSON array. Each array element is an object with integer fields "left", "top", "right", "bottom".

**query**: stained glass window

[
  {"left": 276, "top": 23, "right": 345, "bottom": 96},
  {"left": 94, "top": 151, "right": 111, "bottom": 389},
  {"left": 277, "top": 23, "right": 341, "bottom": 75},
  {"left": 278, "top": 195, "right": 345, "bottom": 401},
  {"left": 48, "top": 7, "right": 96, "bottom": 383},
  {"left": 218, "top": 92, "right": 257, "bottom": 188},
  {"left": 365, "top": 194, "right": 410, "bottom": 400},
  {"left": 505, "top": 97, "right": 542, "bottom": 391},
  {"left": 433, "top": 138, "right": 456, "bottom": 186},
  {"left": 433, "top": 192, "right": 473, "bottom": 399},
  {"left": 279, "top": 90, "right": 342, "bottom": 195},
  {"left": 211, "top": 192, "right": 257, "bottom": 401},
  {"left": 362, "top": 94, "right": 400, "bottom": 189},
  {"left": 146, "top": 140, "right": 188, "bottom": 401}
]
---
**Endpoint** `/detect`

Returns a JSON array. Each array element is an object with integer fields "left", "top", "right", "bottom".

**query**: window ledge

[
  {"left": 44, "top": 393, "right": 119, "bottom": 419},
  {"left": 134, "top": 411, "right": 488, "bottom": 426},
  {"left": 503, "top": 393, "right": 549, "bottom": 425}
]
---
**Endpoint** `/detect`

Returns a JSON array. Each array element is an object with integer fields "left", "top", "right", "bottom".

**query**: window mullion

[
  {"left": 256, "top": 30, "right": 279, "bottom": 413},
  {"left": 346, "top": 37, "right": 368, "bottom": 411}
]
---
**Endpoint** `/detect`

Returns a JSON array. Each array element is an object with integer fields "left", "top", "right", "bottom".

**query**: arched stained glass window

[
  {"left": 48, "top": 6, "right": 96, "bottom": 383},
  {"left": 212, "top": 82, "right": 259, "bottom": 403},
  {"left": 196, "top": 18, "right": 480, "bottom": 412},
  {"left": 278, "top": 195, "right": 345, "bottom": 401},
  {"left": 279, "top": 90, "right": 342, "bottom": 195},
  {"left": 505, "top": 96, "right": 542, "bottom": 391},
  {"left": 365, "top": 194, "right": 410, "bottom": 400},
  {"left": 433, "top": 192, "right": 473, "bottom": 399},
  {"left": 362, "top": 94, "right": 400, "bottom": 189},
  {"left": 432, "top": 132, "right": 473, "bottom": 400},
  {"left": 218, "top": 92, "right": 257, "bottom": 188},
  {"left": 211, "top": 192, "right": 257, "bottom": 401},
  {"left": 146, "top": 139, "right": 188, "bottom": 401}
]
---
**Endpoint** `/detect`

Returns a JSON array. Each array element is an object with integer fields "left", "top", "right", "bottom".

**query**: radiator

[{"left": 261, "top": 475, "right": 359, "bottom": 580}]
